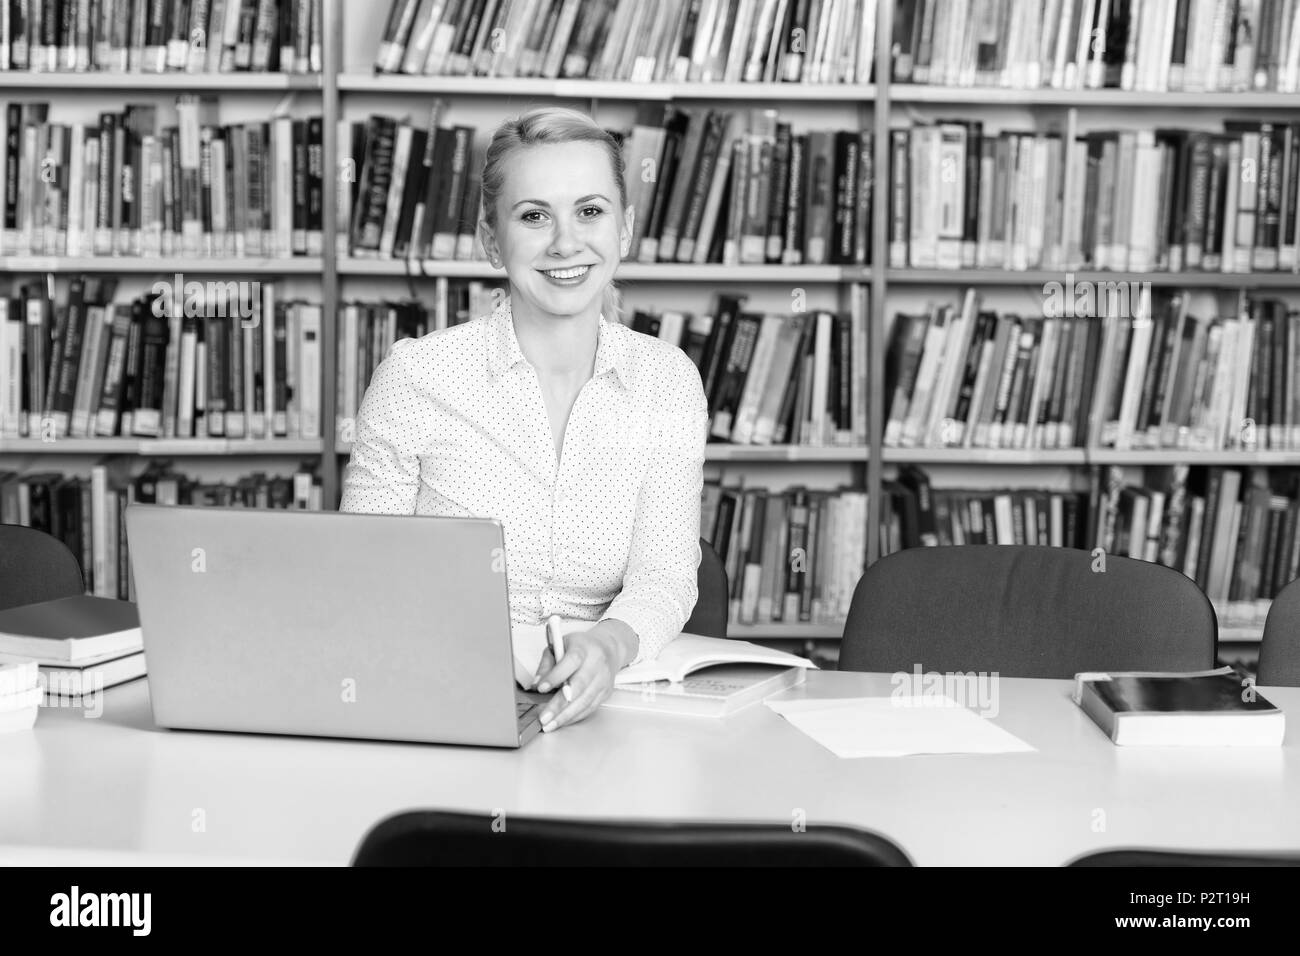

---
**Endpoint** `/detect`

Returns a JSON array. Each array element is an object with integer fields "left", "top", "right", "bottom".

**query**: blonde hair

[{"left": 480, "top": 106, "right": 628, "bottom": 324}]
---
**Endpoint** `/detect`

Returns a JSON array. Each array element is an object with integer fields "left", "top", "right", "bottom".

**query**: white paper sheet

[{"left": 765, "top": 696, "right": 1036, "bottom": 758}]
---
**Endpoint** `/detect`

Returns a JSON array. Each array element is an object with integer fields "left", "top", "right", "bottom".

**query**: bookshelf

[{"left": 4, "top": 0, "right": 1298, "bottom": 658}]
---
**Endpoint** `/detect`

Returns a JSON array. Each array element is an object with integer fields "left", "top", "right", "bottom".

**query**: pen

[{"left": 545, "top": 615, "right": 574, "bottom": 702}]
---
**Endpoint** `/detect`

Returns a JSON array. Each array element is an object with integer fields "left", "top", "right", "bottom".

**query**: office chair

[
  {"left": 0, "top": 524, "right": 85, "bottom": 612},
  {"left": 1069, "top": 849, "right": 1300, "bottom": 867},
  {"left": 1258, "top": 577, "right": 1300, "bottom": 687},
  {"left": 839, "top": 546, "right": 1216, "bottom": 679},
  {"left": 682, "top": 537, "right": 729, "bottom": 639},
  {"left": 351, "top": 810, "right": 912, "bottom": 866}
]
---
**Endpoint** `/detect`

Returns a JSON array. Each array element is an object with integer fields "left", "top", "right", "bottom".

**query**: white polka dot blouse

[{"left": 339, "top": 294, "right": 709, "bottom": 664}]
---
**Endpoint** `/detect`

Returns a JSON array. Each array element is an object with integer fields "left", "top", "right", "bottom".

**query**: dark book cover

[
  {"left": 351, "top": 114, "right": 398, "bottom": 254},
  {"left": 1086, "top": 669, "right": 1278, "bottom": 716},
  {"left": 391, "top": 126, "right": 429, "bottom": 259}
]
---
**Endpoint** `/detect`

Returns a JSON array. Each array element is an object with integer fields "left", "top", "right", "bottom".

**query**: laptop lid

[{"left": 124, "top": 504, "right": 536, "bottom": 747}]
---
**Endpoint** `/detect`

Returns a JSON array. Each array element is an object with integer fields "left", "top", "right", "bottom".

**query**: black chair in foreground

[
  {"left": 839, "top": 545, "right": 1216, "bottom": 679},
  {"left": 0, "top": 524, "right": 85, "bottom": 612},
  {"left": 682, "top": 537, "right": 729, "bottom": 639},
  {"left": 1069, "top": 849, "right": 1300, "bottom": 867},
  {"left": 351, "top": 810, "right": 912, "bottom": 866},
  {"left": 1258, "top": 577, "right": 1300, "bottom": 687}
]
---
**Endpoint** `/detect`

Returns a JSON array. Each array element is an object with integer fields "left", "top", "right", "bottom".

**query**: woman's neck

[{"left": 509, "top": 295, "right": 601, "bottom": 382}]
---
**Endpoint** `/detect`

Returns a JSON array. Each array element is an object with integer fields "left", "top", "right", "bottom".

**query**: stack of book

[
  {"left": 701, "top": 481, "right": 869, "bottom": 626},
  {"left": 0, "top": 595, "right": 146, "bottom": 704},
  {"left": 376, "top": 0, "right": 878, "bottom": 83},
  {"left": 0, "top": 658, "right": 40, "bottom": 732},
  {"left": 0, "top": 462, "right": 323, "bottom": 601},
  {"left": 887, "top": 119, "right": 1300, "bottom": 274},
  {"left": 891, "top": 0, "right": 1300, "bottom": 93},
  {"left": 1, "top": 100, "right": 323, "bottom": 258},
  {"left": 0, "top": 277, "right": 325, "bottom": 441},
  {"left": 0, "top": 0, "right": 322, "bottom": 74}
]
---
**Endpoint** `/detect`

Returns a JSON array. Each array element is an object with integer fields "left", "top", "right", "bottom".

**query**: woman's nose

[{"left": 548, "top": 216, "right": 582, "bottom": 257}]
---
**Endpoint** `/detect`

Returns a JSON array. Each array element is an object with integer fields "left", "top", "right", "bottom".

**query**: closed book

[
  {"left": 602, "top": 664, "right": 807, "bottom": 718},
  {"left": 0, "top": 596, "right": 141, "bottom": 664},
  {"left": 30, "top": 650, "right": 148, "bottom": 697},
  {"left": 1073, "top": 666, "right": 1285, "bottom": 747}
]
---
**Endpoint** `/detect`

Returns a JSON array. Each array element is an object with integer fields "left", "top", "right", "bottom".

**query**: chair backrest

[
  {"left": 682, "top": 536, "right": 728, "bottom": 639},
  {"left": 839, "top": 546, "right": 1216, "bottom": 679},
  {"left": 1259, "top": 577, "right": 1300, "bottom": 687},
  {"left": 351, "top": 810, "right": 912, "bottom": 866},
  {"left": 1069, "top": 849, "right": 1300, "bottom": 867},
  {"left": 0, "top": 524, "right": 85, "bottom": 612}
]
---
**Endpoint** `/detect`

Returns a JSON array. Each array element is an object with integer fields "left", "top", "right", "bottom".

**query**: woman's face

[{"left": 482, "top": 140, "right": 633, "bottom": 321}]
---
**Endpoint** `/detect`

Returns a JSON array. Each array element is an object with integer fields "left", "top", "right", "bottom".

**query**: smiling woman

[{"left": 339, "top": 106, "right": 710, "bottom": 734}]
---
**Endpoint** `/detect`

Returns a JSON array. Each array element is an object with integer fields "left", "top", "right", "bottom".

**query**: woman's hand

[{"left": 533, "top": 620, "right": 638, "bottom": 732}]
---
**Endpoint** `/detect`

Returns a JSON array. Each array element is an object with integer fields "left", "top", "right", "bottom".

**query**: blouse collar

[{"left": 486, "top": 295, "right": 632, "bottom": 390}]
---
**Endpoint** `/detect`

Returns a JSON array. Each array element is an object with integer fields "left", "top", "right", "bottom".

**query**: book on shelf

[
  {"left": 881, "top": 289, "right": 1300, "bottom": 452},
  {"left": 888, "top": 117, "right": 1300, "bottom": 274},
  {"left": 0, "top": 593, "right": 140, "bottom": 663},
  {"left": 701, "top": 481, "right": 868, "bottom": 627},
  {"left": 341, "top": 105, "right": 485, "bottom": 261},
  {"left": 332, "top": 282, "right": 868, "bottom": 449},
  {"left": 0, "top": 277, "right": 323, "bottom": 441},
  {"left": 880, "top": 464, "right": 1092, "bottom": 553},
  {"left": 1091, "top": 464, "right": 1300, "bottom": 619},
  {"left": 1092, "top": 294, "right": 1300, "bottom": 451},
  {"left": 626, "top": 105, "right": 873, "bottom": 266},
  {"left": 0, "top": 0, "right": 322, "bottom": 74},
  {"left": 891, "top": 0, "right": 1300, "bottom": 93},
  {"left": 0, "top": 98, "right": 323, "bottom": 258},
  {"left": 0, "top": 462, "right": 323, "bottom": 601},
  {"left": 1073, "top": 665, "right": 1285, "bottom": 746},
  {"left": 375, "top": 0, "right": 879, "bottom": 83},
  {"left": 338, "top": 103, "right": 874, "bottom": 268}
]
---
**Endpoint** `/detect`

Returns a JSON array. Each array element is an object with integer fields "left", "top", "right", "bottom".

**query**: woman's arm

[
  {"left": 339, "top": 338, "right": 424, "bottom": 515},
  {"left": 598, "top": 351, "right": 710, "bottom": 664}
]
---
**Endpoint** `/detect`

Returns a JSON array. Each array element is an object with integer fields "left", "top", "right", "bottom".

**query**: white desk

[{"left": 2, "top": 671, "right": 1297, "bottom": 866}]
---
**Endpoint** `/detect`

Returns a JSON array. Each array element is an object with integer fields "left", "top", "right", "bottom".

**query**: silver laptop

[{"left": 124, "top": 504, "right": 547, "bottom": 747}]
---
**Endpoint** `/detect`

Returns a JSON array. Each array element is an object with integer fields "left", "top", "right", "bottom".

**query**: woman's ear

[{"left": 479, "top": 221, "right": 501, "bottom": 267}]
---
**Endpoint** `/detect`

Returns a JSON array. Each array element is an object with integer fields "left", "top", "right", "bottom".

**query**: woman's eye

[
  {"left": 580, "top": 206, "right": 604, "bottom": 218},
  {"left": 521, "top": 210, "right": 545, "bottom": 223}
]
